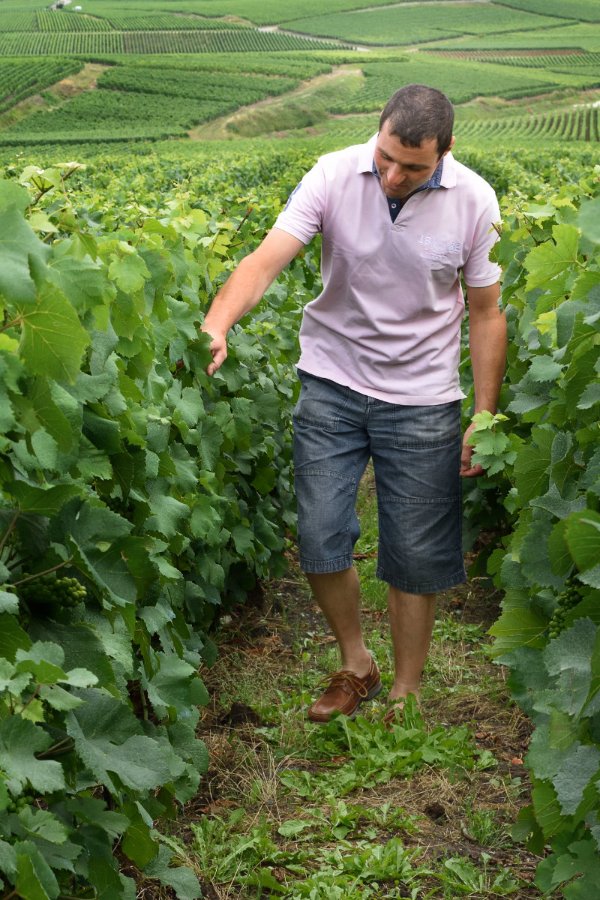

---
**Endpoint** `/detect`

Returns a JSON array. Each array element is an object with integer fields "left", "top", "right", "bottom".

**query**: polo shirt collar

[{"left": 358, "top": 132, "right": 458, "bottom": 188}]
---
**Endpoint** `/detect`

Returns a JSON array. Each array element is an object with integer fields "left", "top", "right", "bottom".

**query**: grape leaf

[
  {"left": 544, "top": 619, "right": 596, "bottom": 717},
  {"left": 566, "top": 512, "right": 600, "bottom": 584},
  {"left": 143, "top": 846, "right": 202, "bottom": 900},
  {"left": 0, "top": 718, "right": 65, "bottom": 794},
  {"left": 525, "top": 224, "right": 579, "bottom": 290},
  {"left": 553, "top": 743, "right": 600, "bottom": 815},
  {"left": 0, "top": 206, "right": 50, "bottom": 304},
  {"left": 18, "top": 285, "right": 90, "bottom": 383},
  {"left": 15, "top": 841, "right": 60, "bottom": 900},
  {"left": 66, "top": 689, "right": 185, "bottom": 793},
  {"left": 579, "top": 198, "right": 600, "bottom": 244}
]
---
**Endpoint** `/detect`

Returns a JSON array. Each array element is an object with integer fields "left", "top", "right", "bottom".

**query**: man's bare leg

[
  {"left": 306, "top": 568, "right": 372, "bottom": 676},
  {"left": 387, "top": 587, "right": 436, "bottom": 702}
]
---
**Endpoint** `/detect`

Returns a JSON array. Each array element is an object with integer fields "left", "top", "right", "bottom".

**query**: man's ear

[{"left": 443, "top": 135, "right": 456, "bottom": 156}]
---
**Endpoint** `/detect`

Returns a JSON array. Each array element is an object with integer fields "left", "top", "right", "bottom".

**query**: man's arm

[
  {"left": 461, "top": 282, "right": 507, "bottom": 477},
  {"left": 202, "top": 228, "right": 305, "bottom": 375}
]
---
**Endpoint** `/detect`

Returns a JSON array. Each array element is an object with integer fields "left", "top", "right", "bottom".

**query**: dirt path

[
  {"left": 161, "top": 548, "right": 541, "bottom": 899},
  {"left": 188, "top": 65, "right": 364, "bottom": 140},
  {"left": 0, "top": 62, "right": 109, "bottom": 129}
]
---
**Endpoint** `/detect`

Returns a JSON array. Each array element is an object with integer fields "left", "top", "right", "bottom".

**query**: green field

[
  {"left": 284, "top": 4, "right": 566, "bottom": 46},
  {"left": 433, "top": 21, "right": 600, "bottom": 51},
  {"left": 499, "top": 0, "right": 600, "bottom": 21},
  {"left": 58, "top": 0, "right": 432, "bottom": 27}
]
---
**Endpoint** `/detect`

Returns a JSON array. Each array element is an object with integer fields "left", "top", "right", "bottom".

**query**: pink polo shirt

[{"left": 273, "top": 134, "right": 501, "bottom": 405}]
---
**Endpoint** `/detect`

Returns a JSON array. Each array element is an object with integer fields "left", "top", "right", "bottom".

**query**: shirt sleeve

[
  {"left": 462, "top": 192, "right": 502, "bottom": 288},
  {"left": 272, "top": 159, "right": 325, "bottom": 245}
]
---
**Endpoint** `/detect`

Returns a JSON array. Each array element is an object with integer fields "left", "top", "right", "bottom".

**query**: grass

[{"left": 146, "top": 468, "right": 541, "bottom": 899}]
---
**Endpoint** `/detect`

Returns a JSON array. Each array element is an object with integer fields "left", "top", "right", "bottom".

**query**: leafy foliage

[
  {"left": 464, "top": 166, "right": 600, "bottom": 896},
  {"left": 0, "top": 157, "right": 315, "bottom": 898}
]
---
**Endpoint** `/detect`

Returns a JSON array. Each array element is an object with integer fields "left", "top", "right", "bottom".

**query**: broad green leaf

[
  {"left": 74, "top": 543, "right": 137, "bottom": 607},
  {"left": 66, "top": 689, "right": 185, "bottom": 794},
  {"left": 17, "top": 807, "right": 69, "bottom": 845},
  {"left": 0, "top": 206, "right": 50, "bottom": 304},
  {"left": 39, "top": 684, "right": 84, "bottom": 711},
  {"left": 146, "top": 656, "right": 209, "bottom": 714},
  {"left": 579, "top": 198, "right": 600, "bottom": 244},
  {"left": 532, "top": 485, "right": 587, "bottom": 523},
  {"left": 145, "top": 488, "right": 189, "bottom": 539},
  {"left": 547, "top": 518, "right": 576, "bottom": 577},
  {"left": 0, "top": 658, "right": 30, "bottom": 696},
  {"left": 0, "top": 718, "right": 65, "bottom": 794},
  {"left": 174, "top": 387, "right": 204, "bottom": 428},
  {"left": 554, "top": 839, "right": 600, "bottom": 898},
  {"left": 18, "top": 285, "right": 90, "bottom": 383},
  {"left": 553, "top": 743, "right": 600, "bottom": 815},
  {"left": 31, "top": 427, "right": 59, "bottom": 471},
  {"left": 121, "top": 801, "right": 158, "bottom": 868},
  {"left": 143, "top": 846, "right": 202, "bottom": 900},
  {"left": 528, "top": 356, "right": 563, "bottom": 384},
  {"left": 138, "top": 599, "right": 175, "bottom": 635},
  {"left": 520, "top": 512, "right": 564, "bottom": 589},
  {"left": 531, "top": 780, "right": 564, "bottom": 839},
  {"left": 0, "top": 838, "right": 17, "bottom": 879},
  {"left": 29, "top": 378, "right": 76, "bottom": 453},
  {"left": 108, "top": 251, "right": 150, "bottom": 294},
  {"left": 189, "top": 494, "right": 224, "bottom": 543},
  {"left": 48, "top": 250, "right": 114, "bottom": 312},
  {"left": 584, "top": 630, "right": 600, "bottom": 717},
  {"left": 231, "top": 524, "right": 254, "bottom": 556},
  {"left": 0, "top": 180, "right": 30, "bottom": 213},
  {"left": 525, "top": 224, "right": 579, "bottom": 290},
  {"left": 8, "top": 482, "right": 83, "bottom": 516},
  {"left": 566, "top": 512, "right": 600, "bottom": 582},
  {"left": 577, "top": 382, "right": 600, "bottom": 410},
  {"left": 197, "top": 416, "right": 224, "bottom": 471},
  {"left": 489, "top": 606, "right": 548, "bottom": 657},
  {"left": 15, "top": 841, "right": 60, "bottom": 900},
  {"left": 15, "top": 642, "right": 67, "bottom": 685},
  {"left": 0, "top": 589, "right": 18, "bottom": 615},
  {"left": 513, "top": 427, "right": 554, "bottom": 504},
  {"left": 28, "top": 620, "right": 115, "bottom": 687},
  {"left": 0, "top": 614, "right": 31, "bottom": 661},
  {"left": 544, "top": 619, "right": 596, "bottom": 717}
]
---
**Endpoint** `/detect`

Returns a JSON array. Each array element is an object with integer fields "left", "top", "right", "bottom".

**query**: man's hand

[
  {"left": 460, "top": 421, "right": 484, "bottom": 478},
  {"left": 201, "top": 328, "right": 227, "bottom": 376}
]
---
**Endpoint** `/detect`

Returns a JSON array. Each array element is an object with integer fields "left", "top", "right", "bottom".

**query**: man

[{"left": 202, "top": 84, "right": 506, "bottom": 724}]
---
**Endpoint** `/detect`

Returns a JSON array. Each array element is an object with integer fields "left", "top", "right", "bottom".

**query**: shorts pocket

[
  {"left": 293, "top": 370, "right": 352, "bottom": 433},
  {"left": 392, "top": 401, "right": 461, "bottom": 450}
]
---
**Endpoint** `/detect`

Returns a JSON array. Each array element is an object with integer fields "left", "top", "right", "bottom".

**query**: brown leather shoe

[{"left": 307, "top": 657, "right": 382, "bottom": 723}]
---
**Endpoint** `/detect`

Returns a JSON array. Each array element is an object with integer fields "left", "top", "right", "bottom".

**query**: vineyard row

[
  {"left": 458, "top": 106, "right": 600, "bottom": 143},
  {"left": 0, "top": 29, "right": 341, "bottom": 56}
]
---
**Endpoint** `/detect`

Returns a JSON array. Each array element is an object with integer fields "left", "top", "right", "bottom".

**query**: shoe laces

[{"left": 322, "top": 668, "right": 371, "bottom": 698}]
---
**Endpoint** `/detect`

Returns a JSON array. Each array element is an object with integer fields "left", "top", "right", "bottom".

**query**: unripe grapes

[
  {"left": 548, "top": 578, "right": 582, "bottom": 639},
  {"left": 17, "top": 574, "right": 87, "bottom": 609}
]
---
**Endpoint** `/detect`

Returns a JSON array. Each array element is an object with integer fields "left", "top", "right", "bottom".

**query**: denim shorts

[{"left": 293, "top": 370, "right": 466, "bottom": 594}]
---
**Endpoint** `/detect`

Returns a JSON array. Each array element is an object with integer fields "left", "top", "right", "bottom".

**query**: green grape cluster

[
  {"left": 548, "top": 579, "right": 582, "bottom": 639},
  {"left": 18, "top": 574, "right": 87, "bottom": 609},
  {"left": 6, "top": 794, "right": 36, "bottom": 814}
]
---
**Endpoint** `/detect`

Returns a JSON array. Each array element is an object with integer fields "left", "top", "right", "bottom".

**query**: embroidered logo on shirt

[{"left": 418, "top": 233, "right": 462, "bottom": 259}]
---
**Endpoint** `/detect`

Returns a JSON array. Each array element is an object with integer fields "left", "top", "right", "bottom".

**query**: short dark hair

[{"left": 379, "top": 84, "right": 454, "bottom": 157}]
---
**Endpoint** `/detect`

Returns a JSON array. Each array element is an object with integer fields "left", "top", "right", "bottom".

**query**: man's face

[{"left": 373, "top": 120, "right": 453, "bottom": 199}]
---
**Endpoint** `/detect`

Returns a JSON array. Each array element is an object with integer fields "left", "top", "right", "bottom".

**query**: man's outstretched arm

[
  {"left": 461, "top": 281, "right": 507, "bottom": 477},
  {"left": 201, "top": 228, "right": 305, "bottom": 375}
]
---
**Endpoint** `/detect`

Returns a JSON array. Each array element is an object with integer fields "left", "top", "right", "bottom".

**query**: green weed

[{"left": 436, "top": 853, "right": 523, "bottom": 896}]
